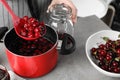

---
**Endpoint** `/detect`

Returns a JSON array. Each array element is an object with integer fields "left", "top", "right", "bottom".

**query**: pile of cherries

[
  {"left": 91, "top": 37, "right": 120, "bottom": 73},
  {"left": 9, "top": 37, "right": 54, "bottom": 56},
  {"left": 17, "top": 16, "right": 46, "bottom": 38}
]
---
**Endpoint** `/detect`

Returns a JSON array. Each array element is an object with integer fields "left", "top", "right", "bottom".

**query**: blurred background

[{"left": 0, "top": 0, "right": 120, "bottom": 32}]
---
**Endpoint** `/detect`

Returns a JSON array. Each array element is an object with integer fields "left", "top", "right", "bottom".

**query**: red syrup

[{"left": 8, "top": 37, "right": 54, "bottom": 56}]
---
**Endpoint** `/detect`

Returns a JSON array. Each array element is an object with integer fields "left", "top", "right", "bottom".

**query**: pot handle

[
  {"left": 0, "top": 27, "right": 8, "bottom": 43},
  {"left": 59, "top": 33, "right": 76, "bottom": 55}
]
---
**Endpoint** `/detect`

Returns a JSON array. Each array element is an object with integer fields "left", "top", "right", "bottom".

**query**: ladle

[{"left": 0, "top": 0, "right": 45, "bottom": 40}]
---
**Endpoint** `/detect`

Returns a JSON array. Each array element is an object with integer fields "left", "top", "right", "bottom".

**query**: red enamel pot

[{"left": 2, "top": 25, "right": 75, "bottom": 78}]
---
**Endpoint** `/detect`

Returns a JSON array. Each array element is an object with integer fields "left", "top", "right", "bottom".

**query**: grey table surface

[{"left": 1, "top": 16, "right": 120, "bottom": 80}]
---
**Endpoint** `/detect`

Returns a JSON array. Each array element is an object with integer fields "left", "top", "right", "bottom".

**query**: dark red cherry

[
  {"left": 28, "top": 32, "right": 34, "bottom": 38},
  {"left": 29, "top": 17, "right": 36, "bottom": 23},
  {"left": 34, "top": 27, "right": 40, "bottom": 33},
  {"left": 113, "top": 67, "right": 120, "bottom": 73},
  {"left": 35, "top": 32, "right": 40, "bottom": 37},
  {"left": 32, "top": 21, "right": 39, "bottom": 27},
  {"left": 28, "top": 26, "right": 34, "bottom": 31},
  {"left": 91, "top": 47, "right": 97, "bottom": 53},
  {"left": 98, "top": 56, "right": 104, "bottom": 61},
  {"left": 101, "top": 65, "right": 108, "bottom": 70},
  {"left": 98, "top": 49, "right": 106, "bottom": 57},
  {"left": 116, "top": 48, "right": 120, "bottom": 54},
  {"left": 106, "top": 55, "right": 112, "bottom": 61},
  {"left": 99, "top": 44, "right": 106, "bottom": 50},
  {"left": 113, "top": 61, "right": 119, "bottom": 68},
  {"left": 23, "top": 16, "right": 28, "bottom": 21},
  {"left": 20, "top": 29, "right": 27, "bottom": 37}
]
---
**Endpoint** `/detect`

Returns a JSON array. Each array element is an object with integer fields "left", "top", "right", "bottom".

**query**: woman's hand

[{"left": 48, "top": 0, "right": 77, "bottom": 23}]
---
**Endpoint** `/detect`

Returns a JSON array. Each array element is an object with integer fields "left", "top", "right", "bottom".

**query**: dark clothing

[{"left": 0, "top": 0, "right": 51, "bottom": 28}]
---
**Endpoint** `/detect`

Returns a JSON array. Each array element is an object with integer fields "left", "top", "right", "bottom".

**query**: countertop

[{"left": 1, "top": 16, "right": 120, "bottom": 80}]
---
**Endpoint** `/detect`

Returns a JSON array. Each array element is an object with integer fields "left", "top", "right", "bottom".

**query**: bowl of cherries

[{"left": 86, "top": 30, "right": 120, "bottom": 77}]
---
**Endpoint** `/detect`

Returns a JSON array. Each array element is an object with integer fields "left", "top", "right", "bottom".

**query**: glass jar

[{"left": 48, "top": 4, "right": 74, "bottom": 38}]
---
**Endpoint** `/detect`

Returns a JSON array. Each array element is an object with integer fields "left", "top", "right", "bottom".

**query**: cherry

[
  {"left": 29, "top": 17, "right": 36, "bottom": 23},
  {"left": 28, "top": 32, "right": 34, "bottom": 38},
  {"left": 111, "top": 61, "right": 119, "bottom": 68},
  {"left": 107, "top": 52, "right": 113, "bottom": 56},
  {"left": 20, "top": 18, "right": 25, "bottom": 25},
  {"left": 34, "top": 27, "right": 40, "bottom": 33},
  {"left": 98, "top": 49, "right": 106, "bottom": 57},
  {"left": 113, "top": 67, "right": 120, "bottom": 73},
  {"left": 32, "top": 21, "right": 39, "bottom": 27},
  {"left": 26, "top": 45, "right": 31, "bottom": 49},
  {"left": 98, "top": 61, "right": 105, "bottom": 67},
  {"left": 40, "top": 22, "right": 45, "bottom": 26},
  {"left": 19, "top": 48, "right": 24, "bottom": 53},
  {"left": 116, "top": 48, "right": 120, "bottom": 54},
  {"left": 108, "top": 67, "right": 113, "bottom": 72},
  {"left": 10, "top": 36, "right": 54, "bottom": 56},
  {"left": 91, "top": 47, "right": 97, "bottom": 53},
  {"left": 23, "top": 16, "right": 28, "bottom": 21},
  {"left": 98, "top": 56, "right": 104, "bottom": 61},
  {"left": 106, "top": 55, "right": 112, "bottom": 61},
  {"left": 116, "top": 40, "right": 120, "bottom": 47},
  {"left": 99, "top": 44, "right": 106, "bottom": 50},
  {"left": 35, "top": 32, "right": 40, "bottom": 37},
  {"left": 101, "top": 65, "right": 108, "bottom": 71},
  {"left": 31, "top": 44, "right": 36, "bottom": 50},
  {"left": 105, "top": 40, "right": 113, "bottom": 48},
  {"left": 20, "top": 29, "right": 27, "bottom": 37},
  {"left": 24, "top": 23, "right": 30, "bottom": 30}
]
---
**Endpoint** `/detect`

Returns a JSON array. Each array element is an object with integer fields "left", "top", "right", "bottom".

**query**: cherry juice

[{"left": 8, "top": 37, "right": 54, "bottom": 56}]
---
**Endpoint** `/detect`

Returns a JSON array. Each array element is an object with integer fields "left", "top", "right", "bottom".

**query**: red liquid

[
  {"left": 0, "top": 69, "right": 10, "bottom": 80},
  {"left": 8, "top": 37, "right": 54, "bottom": 56}
]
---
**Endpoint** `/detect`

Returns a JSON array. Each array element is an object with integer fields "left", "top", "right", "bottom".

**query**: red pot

[{"left": 3, "top": 25, "right": 75, "bottom": 78}]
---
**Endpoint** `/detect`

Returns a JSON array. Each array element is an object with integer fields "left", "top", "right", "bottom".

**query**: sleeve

[{"left": 27, "top": 0, "right": 52, "bottom": 23}]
